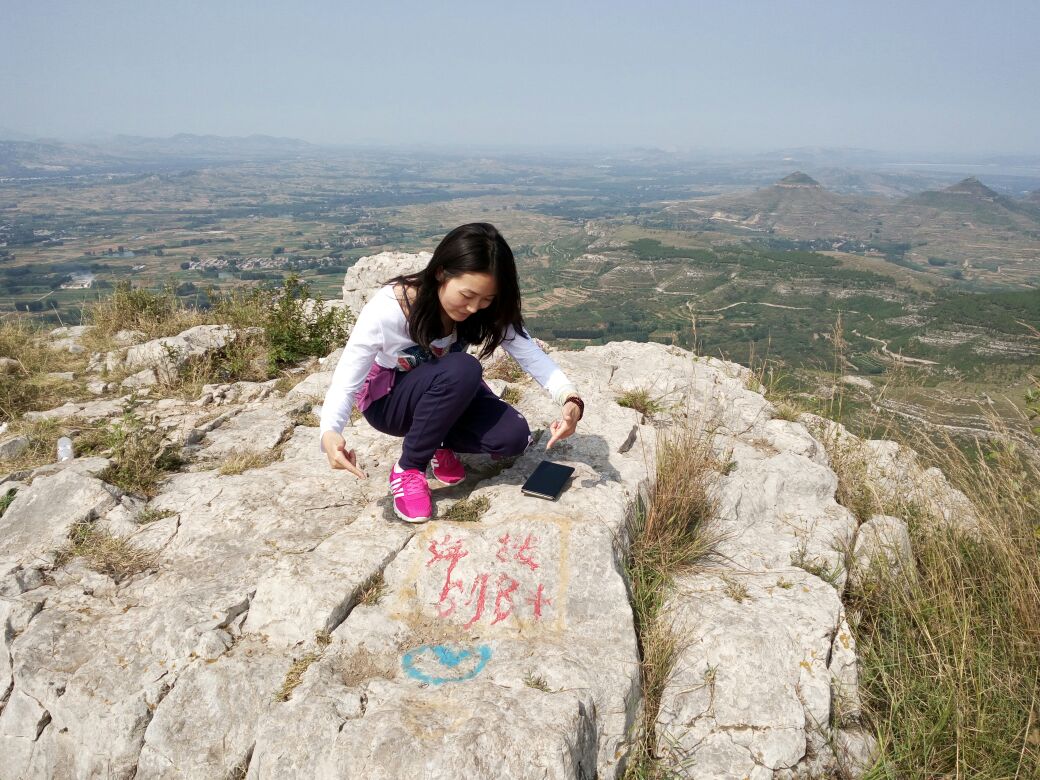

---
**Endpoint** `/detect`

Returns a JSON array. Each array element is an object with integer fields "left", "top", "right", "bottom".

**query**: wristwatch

[{"left": 563, "top": 394, "right": 584, "bottom": 421}]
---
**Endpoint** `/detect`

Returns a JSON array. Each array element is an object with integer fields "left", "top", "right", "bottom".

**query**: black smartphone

[{"left": 520, "top": 460, "right": 575, "bottom": 501}]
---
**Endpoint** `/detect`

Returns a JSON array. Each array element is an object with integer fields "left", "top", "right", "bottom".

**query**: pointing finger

[
  {"left": 340, "top": 448, "right": 367, "bottom": 479},
  {"left": 545, "top": 420, "right": 562, "bottom": 450}
]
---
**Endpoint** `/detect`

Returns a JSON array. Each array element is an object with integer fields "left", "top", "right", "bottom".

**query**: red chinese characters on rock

[{"left": 425, "top": 532, "right": 554, "bottom": 627}]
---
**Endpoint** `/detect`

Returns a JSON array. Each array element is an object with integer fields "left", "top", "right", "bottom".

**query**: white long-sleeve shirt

[{"left": 318, "top": 285, "right": 578, "bottom": 442}]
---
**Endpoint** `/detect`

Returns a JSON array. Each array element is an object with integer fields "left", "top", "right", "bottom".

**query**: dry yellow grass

[
  {"left": 823, "top": 412, "right": 1040, "bottom": 777},
  {"left": 622, "top": 422, "right": 723, "bottom": 778},
  {"left": 55, "top": 521, "right": 155, "bottom": 582},
  {"left": 441, "top": 494, "right": 490, "bottom": 523},
  {"left": 218, "top": 449, "right": 282, "bottom": 476},
  {"left": 276, "top": 652, "right": 321, "bottom": 702},
  {"left": 0, "top": 319, "right": 88, "bottom": 421}
]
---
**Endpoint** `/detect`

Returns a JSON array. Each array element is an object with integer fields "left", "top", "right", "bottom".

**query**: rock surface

[
  {"left": 124, "top": 324, "right": 235, "bottom": 382},
  {"left": 0, "top": 251, "right": 966, "bottom": 778}
]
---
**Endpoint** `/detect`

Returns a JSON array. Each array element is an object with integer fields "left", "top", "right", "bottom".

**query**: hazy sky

[{"left": 2, "top": 0, "right": 1037, "bottom": 154}]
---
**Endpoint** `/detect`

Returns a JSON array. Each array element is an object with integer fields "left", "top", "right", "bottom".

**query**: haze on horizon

[{"left": 2, "top": 0, "right": 1038, "bottom": 156}]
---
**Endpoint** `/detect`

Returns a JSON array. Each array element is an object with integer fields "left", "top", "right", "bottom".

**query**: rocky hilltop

[{"left": 0, "top": 253, "right": 978, "bottom": 779}]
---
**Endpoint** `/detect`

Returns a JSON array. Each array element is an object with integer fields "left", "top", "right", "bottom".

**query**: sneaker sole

[
  {"left": 389, "top": 487, "right": 432, "bottom": 523},
  {"left": 431, "top": 473, "right": 465, "bottom": 486}
]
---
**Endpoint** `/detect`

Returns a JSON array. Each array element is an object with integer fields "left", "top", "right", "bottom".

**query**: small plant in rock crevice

[
  {"left": 55, "top": 521, "right": 155, "bottom": 582},
  {"left": 441, "top": 494, "right": 491, "bottom": 523},
  {"left": 98, "top": 408, "right": 185, "bottom": 497},
  {"left": 137, "top": 507, "right": 175, "bottom": 525},
  {"left": 217, "top": 448, "right": 283, "bottom": 476},
  {"left": 500, "top": 385, "right": 523, "bottom": 405},
  {"left": 524, "top": 673, "right": 551, "bottom": 692},
  {"left": 616, "top": 388, "right": 666, "bottom": 419},
  {"left": 789, "top": 541, "right": 845, "bottom": 588},
  {"left": 276, "top": 651, "right": 321, "bottom": 702},
  {"left": 0, "top": 487, "right": 17, "bottom": 517},
  {"left": 484, "top": 354, "right": 526, "bottom": 383},
  {"left": 356, "top": 571, "right": 386, "bottom": 607},
  {"left": 621, "top": 422, "right": 723, "bottom": 778}
]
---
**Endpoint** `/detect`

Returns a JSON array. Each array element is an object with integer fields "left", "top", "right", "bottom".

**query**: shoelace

[
  {"left": 393, "top": 468, "right": 429, "bottom": 497},
  {"left": 434, "top": 449, "right": 461, "bottom": 468}
]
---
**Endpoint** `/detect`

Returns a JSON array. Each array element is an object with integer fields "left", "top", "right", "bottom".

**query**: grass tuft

[
  {"left": 289, "top": 407, "right": 320, "bottom": 427},
  {"left": 524, "top": 673, "right": 551, "bottom": 692},
  {"left": 356, "top": 571, "right": 386, "bottom": 607},
  {"left": 622, "top": 423, "right": 722, "bottom": 778},
  {"left": 789, "top": 541, "right": 845, "bottom": 588},
  {"left": 617, "top": 388, "right": 665, "bottom": 419},
  {"left": 0, "top": 319, "right": 86, "bottom": 421},
  {"left": 217, "top": 449, "right": 282, "bottom": 476},
  {"left": 500, "top": 385, "right": 523, "bottom": 405},
  {"left": 484, "top": 354, "right": 526, "bottom": 383},
  {"left": 98, "top": 409, "right": 184, "bottom": 497},
  {"left": 137, "top": 507, "right": 175, "bottom": 525},
  {"left": 82, "top": 280, "right": 208, "bottom": 341},
  {"left": 0, "top": 487, "right": 17, "bottom": 517},
  {"left": 441, "top": 494, "right": 490, "bottom": 523},
  {"left": 55, "top": 521, "right": 155, "bottom": 582},
  {"left": 276, "top": 652, "right": 320, "bottom": 702}
]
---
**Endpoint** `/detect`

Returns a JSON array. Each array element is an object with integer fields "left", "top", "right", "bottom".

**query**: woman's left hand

[{"left": 545, "top": 399, "right": 582, "bottom": 450}]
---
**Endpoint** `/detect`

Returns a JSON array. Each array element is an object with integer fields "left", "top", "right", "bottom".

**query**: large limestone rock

[
  {"left": 341, "top": 250, "right": 430, "bottom": 313},
  {"left": 200, "top": 406, "right": 295, "bottom": 458},
  {"left": 0, "top": 470, "right": 119, "bottom": 564},
  {"left": 47, "top": 325, "right": 91, "bottom": 353},
  {"left": 124, "top": 324, "right": 235, "bottom": 382},
  {"left": 803, "top": 414, "right": 979, "bottom": 533},
  {"left": 0, "top": 252, "right": 957, "bottom": 778},
  {"left": 850, "top": 514, "right": 915, "bottom": 590}
]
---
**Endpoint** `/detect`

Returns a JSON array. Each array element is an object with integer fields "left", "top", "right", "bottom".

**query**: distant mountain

[
  {"left": 0, "top": 133, "right": 319, "bottom": 177},
  {"left": 0, "top": 139, "right": 126, "bottom": 177},
  {"left": 105, "top": 133, "right": 315, "bottom": 158},
  {"left": 903, "top": 176, "right": 1040, "bottom": 225},
  {"left": 674, "top": 172, "right": 879, "bottom": 239},
  {"left": 905, "top": 176, "right": 1011, "bottom": 208},
  {"left": 776, "top": 171, "right": 821, "bottom": 187},
  {"left": 942, "top": 176, "right": 1001, "bottom": 199},
  {"left": 0, "top": 127, "right": 38, "bottom": 142}
]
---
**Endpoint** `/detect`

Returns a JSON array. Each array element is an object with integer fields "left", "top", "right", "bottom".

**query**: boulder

[
  {"left": 341, "top": 251, "right": 430, "bottom": 314},
  {"left": 850, "top": 514, "right": 915, "bottom": 590},
  {"left": 0, "top": 469, "right": 119, "bottom": 563},
  {"left": 0, "top": 436, "right": 30, "bottom": 462},
  {"left": 125, "top": 324, "right": 234, "bottom": 382}
]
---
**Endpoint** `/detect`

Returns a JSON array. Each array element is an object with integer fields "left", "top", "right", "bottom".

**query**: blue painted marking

[{"left": 402, "top": 643, "right": 492, "bottom": 685}]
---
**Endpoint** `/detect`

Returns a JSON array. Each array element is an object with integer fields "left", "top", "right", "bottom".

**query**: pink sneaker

[
  {"left": 430, "top": 448, "right": 466, "bottom": 485},
  {"left": 389, "top": 463, "right": 432, "bottom": 523}
]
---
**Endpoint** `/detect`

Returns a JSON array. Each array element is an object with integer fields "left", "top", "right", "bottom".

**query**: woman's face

[{"left": 436, "top": 271, "right": 497, "bottom": 322}]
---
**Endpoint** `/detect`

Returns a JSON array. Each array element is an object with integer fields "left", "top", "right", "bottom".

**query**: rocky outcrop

[
  {"left": 0, "top": 252, "right": 968, "bottom": 778},
  {"left": 124, "top": 324, "right": 235, "bottom": 382},
  {"left": 340, "top": 250, "right": 429, "bottom": 312}
]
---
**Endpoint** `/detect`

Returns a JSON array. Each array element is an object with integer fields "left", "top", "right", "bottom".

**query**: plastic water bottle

[{"left": 57, "top": 436, "right": 74, "bottom": 462}]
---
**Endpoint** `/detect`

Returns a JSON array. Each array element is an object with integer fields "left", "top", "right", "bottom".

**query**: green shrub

[
  {"left": 98, "top": 409, "right": 184, "bottom": 497},
  {"left": 215, "top": 274, "right": 351, "bottom": 373},
  {"left": 617, "top": 388, "right": 664, "bottom": 418}
]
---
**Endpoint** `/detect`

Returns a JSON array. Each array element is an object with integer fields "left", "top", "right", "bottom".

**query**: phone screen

[{"left": 520, "top": 460, "right": 575, "bottom": 500}]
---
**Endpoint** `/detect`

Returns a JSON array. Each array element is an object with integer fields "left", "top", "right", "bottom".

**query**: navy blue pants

[{"left": 362, "top": 352, "right": 533, "bottom": 472}]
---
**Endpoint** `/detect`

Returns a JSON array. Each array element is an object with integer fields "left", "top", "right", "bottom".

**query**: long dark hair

[{"left": 384, "top": 223, "right": 527, "bottom": 359}]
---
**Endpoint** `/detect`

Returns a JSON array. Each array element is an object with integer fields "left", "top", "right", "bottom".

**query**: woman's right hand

[{"left": 321, "top": 431, "right": 368, "bottom": 479}]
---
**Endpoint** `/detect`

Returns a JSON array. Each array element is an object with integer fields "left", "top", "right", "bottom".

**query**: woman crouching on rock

[{"left": 319, "top": 222, "right": 585, "bottom": 523}]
